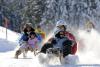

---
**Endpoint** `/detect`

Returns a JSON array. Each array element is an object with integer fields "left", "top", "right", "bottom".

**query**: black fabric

[
  {"left": 55, "top": 31, "right": 65, "bottom": 39},
  {"left": 63, "top": 40, "right": 73, "bottom": 46},
  {"left": 29, "top": 32, "right": 37, "bottom": 37},
  {"left": 21, "top": 34, "right": 29, "bottom": 41},
  {"left": 24, "top": 28, "right": 35, "bottom": 33},
  {"left": 51, "top": 39, "right": 57, "bottom": 44},
  {"left": 55, "top": 33, "right": 60, "bottom": 38},
  {"left": 62, "top": 40, "right": 72, "bottom": 57},
  {"left": 40, "top": 37, "right": 73, "bottom": 58},
  {"left": 40, "top": 43, "right": 53, "bottom": 53}
]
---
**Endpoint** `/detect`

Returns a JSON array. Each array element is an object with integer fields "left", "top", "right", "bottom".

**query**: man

[
  {"left": 54, "top": 20, "right": 77, "bottom": 55},
  {"left": 40, "top": 20, "right": 77, "bottom": 57}
]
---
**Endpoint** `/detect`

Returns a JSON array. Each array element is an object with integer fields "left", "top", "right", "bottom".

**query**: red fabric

[
  {"left": 64, "top": 31, "right": 77, "bottom": 54},
  {"left": 4, "top": 17, "right": 9, "bottom": 28},
  {"left": 41, "top": 33, "right": 45, "bottom": 39}
]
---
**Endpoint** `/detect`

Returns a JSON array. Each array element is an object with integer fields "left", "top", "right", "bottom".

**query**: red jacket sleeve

[{"left": 64, "top": 31, "right": 77, "bottom": 54}]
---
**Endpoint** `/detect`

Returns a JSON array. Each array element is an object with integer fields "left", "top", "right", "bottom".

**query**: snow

[
  {"left": 77, "top": 29, "right": 100, "bottom": 64},
  {"left": 0, "top": 26, "right": 20, "bottom": 42},
  {"left": 0, "top": 39, "right": 17, "bottom": 52},
  {"left": 0, "top": 26, "right": 100, "bottom": 67},
  {"left": 0, "top": 26, "right": 42, "bottom": 67}
]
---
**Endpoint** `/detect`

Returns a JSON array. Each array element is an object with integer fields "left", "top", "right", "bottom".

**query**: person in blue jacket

[{"left": 15, "top": 23, "right": 35, "bottom": 59}]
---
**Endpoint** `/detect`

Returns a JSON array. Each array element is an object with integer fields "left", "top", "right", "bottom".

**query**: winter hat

[
  {"left": 30, "top": 32, "right": 37, "bottom": 37},
  {"left": 54, "top": 29, "right": 61, "bottom": 36},
  {"left": 56, "top": 20, "right": 67, "bottom": 27}
]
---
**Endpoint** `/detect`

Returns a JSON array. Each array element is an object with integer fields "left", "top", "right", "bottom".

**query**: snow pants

[
  {"left": 15, "top": 41, "right": 28, "bottom": 58},
  {"left": 62, "top": 40, "right": 72, "bottom": 57}
]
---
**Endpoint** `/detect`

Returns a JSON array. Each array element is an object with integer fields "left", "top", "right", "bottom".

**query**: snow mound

[
  {"left": 77, "top": 29, "right": 100, "bottom": 64},
  {"left": 0, "top": 38, "right": 17, "bottom": 52},
  {"left": 0, "top": 26, "right": 20, "bottom": 42}
]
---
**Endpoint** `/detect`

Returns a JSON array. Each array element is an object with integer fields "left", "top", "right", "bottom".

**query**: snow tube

[{"left": 64, "top": 31, "right": 77, "bottom": 54}]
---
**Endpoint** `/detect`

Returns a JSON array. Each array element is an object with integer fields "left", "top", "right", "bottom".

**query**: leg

[
  {"left": 16, "top": 41, "right": 28, "bottom": 58},
  {"left": 63, "top": 45, "right": 71, "bottom": 57},
  {"left": 15, "top": 50, "right": 21, "bottom": 59},
  {"left": 35, "top": 51, "right": 41, "bottom": 56},
  {"left": 23, "top": 47, "right": 30, "bottom": 58},
  {"left": 23, "top": 49, "right": 27, "bottom": 58},
  {"left": 59, "top": 53, "right": 64, "bottom": 64},
  {"left": 62, "top": 40, "right": 72, "bottom": 58},
  {"left": 33, "top": 49, "right": 36, "bottom": 56}
]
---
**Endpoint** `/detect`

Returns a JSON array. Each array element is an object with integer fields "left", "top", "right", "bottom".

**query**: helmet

[{"left": 56, "top": 20, "right": 67, "bottom": 27}]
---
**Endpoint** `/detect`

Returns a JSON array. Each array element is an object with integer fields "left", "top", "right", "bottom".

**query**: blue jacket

[
  {"left": 36, "top": 34, "right": 42, "bottom": 42},
  {"left": 19, "top": 33, "right": 29, "bottom": 42}
]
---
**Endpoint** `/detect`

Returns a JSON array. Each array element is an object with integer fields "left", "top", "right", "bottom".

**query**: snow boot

[{"left": 15, "top": 50, "right": 21, "bottom": 59}]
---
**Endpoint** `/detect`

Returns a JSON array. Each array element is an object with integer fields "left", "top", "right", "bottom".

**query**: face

[
  {"left": 30, "top": 34, "right": 35, "bottom": 39},
  {"left": 59, "top": 31, "right": 64, "bottom": 37},
  {"left": 27, "top": 27, "right": 31, "bottom": 31},
  {"left": 57, "top": 25, "right": 65, "bottom": 31},
  {"left": 37, "top": 26, "right": 41, "bottom": 31}
]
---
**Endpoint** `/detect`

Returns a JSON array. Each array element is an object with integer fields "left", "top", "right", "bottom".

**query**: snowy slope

[
  {"left": 0, "top": 26, "right": 19, "bottom": 52},
  {"left": 0, "top": 26, "right": 20, "bottom": 42},
  {"left": 77, "top": 29, "right": 100, "bottom": 64},
  {"left": 0, "top": 26, "right": 100, "bottom": 67},
  {"left": 0, "top": 26, "right": 43, "bottom": 67}
]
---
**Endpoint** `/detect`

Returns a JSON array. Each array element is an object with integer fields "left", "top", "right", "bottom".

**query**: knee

[{"left": 16, "top": 50, "right": 21, "bottom": 55}]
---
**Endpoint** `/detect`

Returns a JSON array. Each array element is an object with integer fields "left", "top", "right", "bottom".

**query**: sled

[
  {"left": 37, "top": 31, "right": 78, "bottom": 64},
  {"left": 40, "top": 31, "right": 77, "bottom": 55}
]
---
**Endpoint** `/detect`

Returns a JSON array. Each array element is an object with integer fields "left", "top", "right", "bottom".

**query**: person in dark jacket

[
  {"left": 54, "top": 31, "right": 73, "bottom": 57},
  {"left": 39, "top": 20, "right": 77, "bottom": 56},
  {"left": 39, "top": 31, "right": 73, "bottom": 58},
  {"left": 55, "top": 20, "right": 77, "bottom": 55}
]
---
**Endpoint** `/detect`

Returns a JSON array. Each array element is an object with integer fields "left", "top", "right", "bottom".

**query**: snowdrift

[{"left": 0, "top": 26, "right": 100, "bottom": 67}]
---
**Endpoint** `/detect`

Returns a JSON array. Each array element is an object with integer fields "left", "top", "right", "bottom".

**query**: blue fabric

[
  {"left": 19, "top": 34, "right": 29, "bottom": 43},
  {"left": 30, "top": 45, "right": 35, "bottom": 48},
  {"left": 36, "top": 34, "right": 42, "bottom": 42},
  {"left": 18, "top": 34, "right": 29, "bottom": 46},
  {"left": 53, "top": 37, "right": 69, "bottom": 50}
]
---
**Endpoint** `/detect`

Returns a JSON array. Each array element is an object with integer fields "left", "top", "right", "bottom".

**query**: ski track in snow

[{"left": 0, "top": 26, "right": 100, "bottom": 67}]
